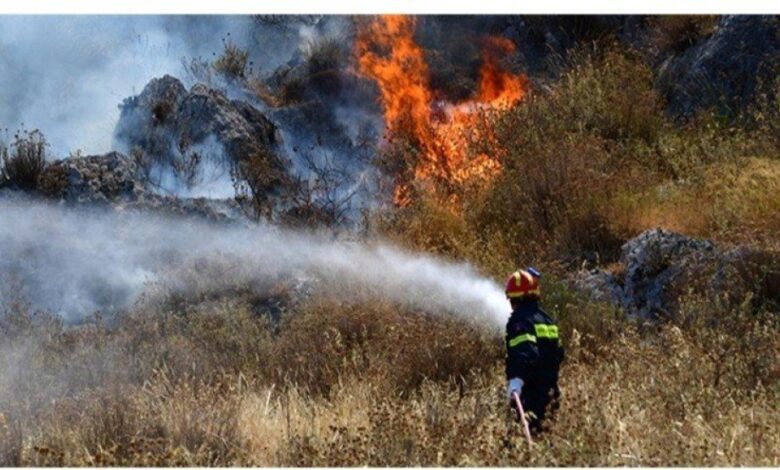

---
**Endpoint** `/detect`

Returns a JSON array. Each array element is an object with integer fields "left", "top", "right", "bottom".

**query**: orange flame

[
  {"left": 477, "top": 36, "right": 527, "bottom": 107},
  {"left": 355, "top": 15, "right": 432, "bottom": 144},
  {"left": 356, "top": 15, "right": 528, "bottom": 206}
]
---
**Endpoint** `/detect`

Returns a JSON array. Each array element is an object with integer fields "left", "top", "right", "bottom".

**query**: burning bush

[
  {"left": 356, "top": 15, "right": 527, "bottom": 207},
  {"left": 0, "top": 129, "right": 48, "bottom": 191},
  {"left": 414, "top": 48, "right": 659, "bottom": 265},
  {"left": 366, "top": 30, "right": 780, "bottom": 270},
  {"left": 383, "top": 44, "right": 780, "bottom": 267}
]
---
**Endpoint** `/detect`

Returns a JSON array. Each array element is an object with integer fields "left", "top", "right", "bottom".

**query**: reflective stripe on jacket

[{"left": 505, "top": 299, "right": 564, "bottom": 384}]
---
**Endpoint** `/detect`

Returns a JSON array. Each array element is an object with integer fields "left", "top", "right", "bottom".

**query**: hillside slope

[{"left": 1, "top": 15, "right": 779, "bottom": 466}]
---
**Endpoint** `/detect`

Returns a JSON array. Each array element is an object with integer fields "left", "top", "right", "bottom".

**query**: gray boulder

[
  {"left": 572, "top": 228, "right": 780, "bottom": 318},
  {"left": 38, "top": 151, "right": 143, "bottom": 204},
  {"left": 114, "top": 75, "right": 285, "bottom": 197},
  {"left": 36, "top": 151, "right": 246, "bottom": 223},
  {"left": 658, "top": 15, "right": 780, "bottom": 117},
  {"left": 620, "top": 229, "right": 717, "bottom": 317},
  {"left": 173, "top": 83, "right": 278, "bottom": 161},
  {"left": 571, "top": 269, "right": 623, "bottom": 306}
]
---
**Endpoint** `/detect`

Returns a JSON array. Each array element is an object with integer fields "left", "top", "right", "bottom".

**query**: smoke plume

[
  {"left": 0, "top": 197, "right": 509, "bottom": 327},
  {"left": 0, "top": 15, "right": 314, "bottom": 157}
]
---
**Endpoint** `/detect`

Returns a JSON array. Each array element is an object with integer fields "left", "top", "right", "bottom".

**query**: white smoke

[
  {"left": 143, "top": 135, "right": 237, "bottom": 199},
  {"left": 0, "top": 16, "right": 301, "bottom": 157},
  {"left": 0, "top": 197, "right": 509, "bottom": 328}
]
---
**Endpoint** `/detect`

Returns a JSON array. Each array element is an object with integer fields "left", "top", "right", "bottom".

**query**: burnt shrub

[
  {"left": 278, "top": 75, "right": 306, "bottom": 104},
  {"left": 304, "top": 37, "right": 347, "bottom": 77},
  {"left": 649, "top": 15, "right": 719, "bottom": 56},
  {"left": 213, "top": 38, "right": 249, "bottom": 82},
  {"left": 232, "top": 148, "right": 288, "bottom": 220},
  {"left": 37, "top": 163, "right": 70, "bottom": 199},
  {"left": 0, "top": 129, "right": 48, "bottom": 191},
  {"left": 304, "top": 37, "right": 349, "bottom": 97}
]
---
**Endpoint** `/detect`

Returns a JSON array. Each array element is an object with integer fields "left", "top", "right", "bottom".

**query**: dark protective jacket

[{"left": 504, "top": 299, "right": 564, "bottom": 386}]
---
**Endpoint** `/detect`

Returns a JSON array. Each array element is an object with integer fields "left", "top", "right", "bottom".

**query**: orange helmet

[{"left": 505, "top": 268, "right": 541, "bottom": 299}]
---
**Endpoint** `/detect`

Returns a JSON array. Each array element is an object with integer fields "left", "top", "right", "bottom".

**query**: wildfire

[
  {"left": 477, "top": 36, "right": 527, "bottom": 107},
  {"left": 355, "top": 15, "right": 528, "bottom": 206}
]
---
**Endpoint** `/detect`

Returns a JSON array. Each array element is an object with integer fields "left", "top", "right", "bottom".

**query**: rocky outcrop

[
  {"left": 572, "top": 228, "right": 780, "bottom": 318},
  {"left": 35, "top": 151, "right": 246, "bottom": 223},
  {"left": 115, "top": 75, "right": 279, "bottom": 160},
  {"left": 619, "top": 230, "right": 718, "bottom": 317},
  {"left": 173, "top": 83, "right": 278, "bottom": 160},
  {"left": 38, "top": 151, "right": 143, "bottom": 204},
  {"left": 571, "top": 270, "right": 623, "bottom": 306},
  {"left": 658, "top": 15, "right": 780, "bottom": 117},
  {"left": 114, "top": 75, "right": 188, "bottom": 157},
  {"left": 114, "top": 75, "right": 286, "bottom": 198}
]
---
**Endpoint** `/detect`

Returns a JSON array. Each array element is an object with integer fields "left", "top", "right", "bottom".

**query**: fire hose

[{"left": 511, "top": 390, "right": 533, "bottom": 447}]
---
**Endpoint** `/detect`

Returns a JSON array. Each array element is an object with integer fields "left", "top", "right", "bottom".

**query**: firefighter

[{"left": 504, "top": 267, "right": 564, "bottom": 435}]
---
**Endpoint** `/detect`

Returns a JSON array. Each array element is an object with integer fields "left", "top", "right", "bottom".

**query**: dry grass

[
  {"left": 1, "top": 277, "right": 777, "bottom": 466},
  {"left": 612, "top": 157, "right": 780, "bottom": 248}
]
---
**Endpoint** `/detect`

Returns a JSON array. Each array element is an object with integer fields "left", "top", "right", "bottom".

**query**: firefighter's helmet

[{"left": 505, "top": 267, "right": 541, "bottom": 299}]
